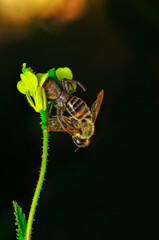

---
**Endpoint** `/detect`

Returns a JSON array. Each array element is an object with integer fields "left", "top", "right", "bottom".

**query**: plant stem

[{"left": 25, "top": 114, "right": 48, "bottom": 240}]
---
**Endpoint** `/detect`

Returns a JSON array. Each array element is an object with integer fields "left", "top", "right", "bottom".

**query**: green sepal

[
  {"left": 48, "top": 100, "right": 58, "bottom": 110},
  {"left": 48, "top": 68, "right": 56, "bottom": 79},
  {"left": 13, "top": 201, "right": 27, "bottom": 240},
  {"left": 53, "top": 103, "right": 58, "bottom": 109},
  {"left": 69, "top": 83, "right": 77, "bottom": 94},
  {"left": 22, "top": 63, "right": 33, "bottom": 74},
  {"left": 40, "top": 110, "right": 47, "bottom": 129}
]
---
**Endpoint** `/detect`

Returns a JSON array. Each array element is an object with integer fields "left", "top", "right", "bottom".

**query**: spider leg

[
  {"left": 60, "top": 107, "right": 72, "bottom": 128},
  {"left": 69, "top": 80, "right": 86, "bottom": 92},
  {"left": 57, "top": 107, "right": 65, "bottom": 129},
  {"left": 48, "top": 101, "right": 55, "bottom": 115},
  {"left": 61, "top": 79, "right": 69, "bottom": 92},
  {"left": 57, "top": 107, "right": 73, "bottom": 135},
  {"left": 61, "top": 79, "right": 86, "bottom": 92}
]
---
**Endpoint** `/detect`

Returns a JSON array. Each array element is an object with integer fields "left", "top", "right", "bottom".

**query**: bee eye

[
  {"left": 73, "top": 137, "right": 83, "bottom": 146},
  {"left": 72, "top": 136, "right": 90, "bottom": 148}
]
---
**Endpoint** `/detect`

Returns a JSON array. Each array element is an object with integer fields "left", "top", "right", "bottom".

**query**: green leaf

[{"left": 13, "top": 201, "right": 27, "bottom": 240}]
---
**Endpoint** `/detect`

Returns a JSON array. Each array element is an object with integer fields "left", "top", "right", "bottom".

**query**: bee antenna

[{"left": 74, "top": 147, "right": 80, "bottom": 152}]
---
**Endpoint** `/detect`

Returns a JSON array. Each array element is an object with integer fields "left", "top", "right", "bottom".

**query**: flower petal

[
  {"left": 20, "top": 72, "right": 38, "bottom": 96},
  {"left": 34, "top": 86, "right": 47, "bottom": 112},
  {"left": 41, "top": 87, "right": 47, "bottom": 111},
  {"left": 17, "top": 80, "right": 28, "bottom": 94},
  {"left": 36, "top": 73, "right": 49, "bottom": 87},
  {"left": 55, "top": 67, "right": 73, "bottom": 81},
  {"left": 26, "top": 92, "right": 37, "bottom": 112}
]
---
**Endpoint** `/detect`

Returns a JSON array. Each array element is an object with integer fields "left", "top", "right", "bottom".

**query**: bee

[{"left": 43, "top": 78, "right": 104, "bottom": 148}]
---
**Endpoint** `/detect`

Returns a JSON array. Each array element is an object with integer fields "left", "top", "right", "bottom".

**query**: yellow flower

[
  {"left": 34, "top": 86, "right": 47, "bottom": 112},
  {"left": 17, "top": 64, "right": 48, "bottom": 112},
  {"left": 17, "top": 71, "right": 38, "bottom": 96}
]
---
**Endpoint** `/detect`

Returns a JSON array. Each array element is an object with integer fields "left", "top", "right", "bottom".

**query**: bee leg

[{"left": 61, "top": 79, "right": 86, "bottom": 92}]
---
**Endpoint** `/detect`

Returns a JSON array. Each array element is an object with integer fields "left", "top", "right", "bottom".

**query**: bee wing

[
  {"left": 91, "top": 90, "right": 104, "bottom": 123},
  {"left": 48, "top": 116, "right": 79, "bottom": 134}
]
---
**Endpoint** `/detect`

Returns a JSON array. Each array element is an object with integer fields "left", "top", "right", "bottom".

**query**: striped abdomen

[{"left": 66, "top": 96, "right": 90, "bottom": 119}]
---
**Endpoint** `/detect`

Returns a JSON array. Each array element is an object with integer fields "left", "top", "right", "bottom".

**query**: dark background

[{"left": 0, "top": 0, "right": 159, "bottom": 239}]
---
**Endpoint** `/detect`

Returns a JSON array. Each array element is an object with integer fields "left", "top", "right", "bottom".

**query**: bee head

[{"left": 72, "top": 136, "right": 90, "bottom": 148}]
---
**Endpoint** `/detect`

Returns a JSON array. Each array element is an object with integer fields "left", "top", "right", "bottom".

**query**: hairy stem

[{"left": 25, "top": 112, "right": 48, "bottom": 240}]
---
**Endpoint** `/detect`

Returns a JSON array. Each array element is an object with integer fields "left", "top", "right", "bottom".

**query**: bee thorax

[{"left": 81, "top": 120, "right": 94, "bottom": 138}]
